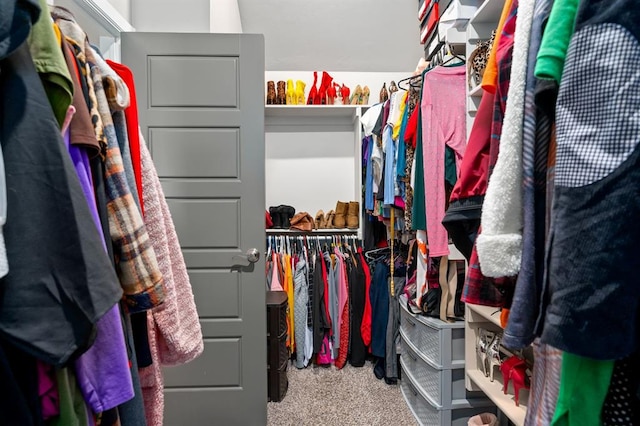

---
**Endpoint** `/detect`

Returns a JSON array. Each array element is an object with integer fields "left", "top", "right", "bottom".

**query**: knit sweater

[
  {"left": 477, "top": 0, "right": 536, "bottom": 278},
  {"left": 138, "top": 135, "right": 203, "bottom": 426}
]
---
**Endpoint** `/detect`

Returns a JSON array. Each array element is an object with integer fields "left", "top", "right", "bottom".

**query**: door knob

[{"left": 232, "top": 248, "right": 261, "bottom": 266}]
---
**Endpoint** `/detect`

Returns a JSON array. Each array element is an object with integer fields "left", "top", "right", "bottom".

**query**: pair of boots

[
  {"left": 268, "top": 205, "right": 295, "bottom": 228},
  {"left": 334, "top": 201, "right": 359, "bottom": 229}
]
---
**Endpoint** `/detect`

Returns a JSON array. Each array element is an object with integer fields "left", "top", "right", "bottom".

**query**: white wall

[
  {"left": 108, "top": 0, "right": 131, "bottom": 21},
  {"left": 132, "top": 0, "right": 210, "bottom": 32},
  {"left": 238, "top": 0, "right": 423, "bottom": 72}
]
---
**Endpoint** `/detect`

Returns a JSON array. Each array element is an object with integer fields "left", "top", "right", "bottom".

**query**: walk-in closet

[{"left": 2, "top": 0, "right": 639, "bottom": 425}]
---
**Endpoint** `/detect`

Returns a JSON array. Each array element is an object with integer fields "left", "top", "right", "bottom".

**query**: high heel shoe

[
  {"left": 286, "top": 79, "right": 295, "bottom": 105},
  {"left": 295, "top": 80, "right": 306, "bottom": 105},
  {"left": 389, "top": 80, "right": 399, "bottom": 94},
  {"left": 276, "top": 81, "right": 286, "bottom": 105},
  {"left": 318, "top": 71, "right": 333, "bottom": 105},
  {"left": 475, "top": 328, "right": 494, "bottom": 377},
  {"left": 379, "top": 82, "right": 389, "bottom": 103},
  {"left": 350, "top": 85, "right": 362, "bottom": 105},
  {"left": 500, "top": 356, "right": 526, "bottom": 393},
  {"left": 340, "top": 84, "right": 350, "bottom": 105},
  {"left": 307, "top": 72, "right": 318, "bottom": 105},
  {"left": 486, "top": 333, "right": 502, "bottom": 382},
  {"left": 500, "top": 356, "right": 529, "bottom": 406},
  {"left": 266, "top": 81, "right": 276, "bottom": 105},
  {"left": 326, "top": 83, "right": 337, "bottom": 105},
  {"left": 361, "top": 86, "right": 370, "bottom": 105},
  {"left": 510, "top": 362, "right": 530, "bottom": 406}
]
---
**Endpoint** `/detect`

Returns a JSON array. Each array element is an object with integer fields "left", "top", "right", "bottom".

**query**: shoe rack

[
  {"left": 463, "top": 1, "right": 530, "bottom": 425},
  {"left": 264, "top": 71, "right": 407, "bottom": 239}
]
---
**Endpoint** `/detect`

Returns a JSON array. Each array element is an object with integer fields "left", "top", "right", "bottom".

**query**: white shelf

[
  {"left": 265, "top": 104, "right": 365, "bottom": 118},
  {"left": 467, "top": 369, "right": 528, "bottom": 426},
  {"left": 469, "top": 0, "right": 506, "bottom": 24},
  {"left": 266, "top": 228, "right": 358, "bottom": 235},
  {"left": 467, "top": 304, "right": 502, "bottom": 327}
]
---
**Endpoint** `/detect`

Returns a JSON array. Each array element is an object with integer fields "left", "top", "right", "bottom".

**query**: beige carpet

[{"left": 267, "top": 362, "right": 418, "bottom": 426}]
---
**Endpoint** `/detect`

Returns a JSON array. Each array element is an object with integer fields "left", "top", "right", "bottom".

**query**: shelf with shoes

[
  {"left": 264, "top": 71, "right": 407, "bottom": 241},
  {"left": 465, "top": 304, "right": 531, "bottom": 426},
  {"left": 266, "top": 228, "right": 358, "bottom": 235}
]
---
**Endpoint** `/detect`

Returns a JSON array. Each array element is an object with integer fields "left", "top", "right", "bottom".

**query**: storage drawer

[
  {"left": 267, "top": 334, "right": 289, "bottom": 369},
  {"left": 399, "top": 295, "right": 465, "bottom": 369},
  {"left": 266, "top": 291, "right": 288, "bottom": 339},
  {"left": 401, "top": 332, "right": 483, "bottom": 408},
  {"left": 267, "top": 362, "right": 288, "bottom": 402},
  {"left": 400, "top": 362, "right": 495, "bottom": 426}
]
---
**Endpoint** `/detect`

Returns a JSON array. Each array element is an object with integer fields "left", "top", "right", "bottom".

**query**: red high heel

[
  {"left": 318, "top": 71, "right": 333, "bottom": 105},
  {"left": 307, "top": 71, "right": 318, "bottom": 105},
  {"left": 327, "top": 83, "right": 337, "bottom": 105},
  {"left": 500, "top": 356, "right": 529, "bottom": 406},
  {"left": 340, "top": 84, "right": 350, "bottom": 105}
]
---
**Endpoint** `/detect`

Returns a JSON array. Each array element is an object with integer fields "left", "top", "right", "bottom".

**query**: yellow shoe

[
  {"left": 286, "top": 79, "right": 295, "bottom": 105},
  {"left": 295, "top": 80, "right": 306, "bottom": 105}
]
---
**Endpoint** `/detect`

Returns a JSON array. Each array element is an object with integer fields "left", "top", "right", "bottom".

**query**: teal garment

[
  {"left": 411, "top": 70, "right": 428, "bottom": 231},
  {"left": 551, "top": 352, "right": 614, "bottom": 426},
  {"left": 397, "top": 99, "right": 410, "bottom": 178},
  {"left": 534, "top": 0, "right": 580, "bottom": 83},
  {"left": 444, "top": 146, "right": 457, "bottom": 188},
  {"left": 28, "top": 0, "right": 73, "bottom": 127}
]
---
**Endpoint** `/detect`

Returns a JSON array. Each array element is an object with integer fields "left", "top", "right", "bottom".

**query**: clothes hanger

[{"left": 441, "top": 42, "right": 465, "bottom": 66}]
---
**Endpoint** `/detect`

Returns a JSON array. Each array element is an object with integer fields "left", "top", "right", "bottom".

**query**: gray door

[{"left": 122, "top": 33, "right": 267, "bottom": 426}]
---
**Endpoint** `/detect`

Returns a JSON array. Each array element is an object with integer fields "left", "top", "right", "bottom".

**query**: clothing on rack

[{"left": 0, "top": 2, "right": 203, "bottom": 425}]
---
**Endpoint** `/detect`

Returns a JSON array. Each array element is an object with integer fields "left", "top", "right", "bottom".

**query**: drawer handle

[
  {"left": 408, "top": 382, "right": 419, "bottom": 397},
  {"left": 404, "top": 317, "right": 416, "bottom": 327}
]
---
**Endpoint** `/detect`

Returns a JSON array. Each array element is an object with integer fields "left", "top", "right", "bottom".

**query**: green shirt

[{"left": 534, "top": 0, "right": 580, "bottom": 83}]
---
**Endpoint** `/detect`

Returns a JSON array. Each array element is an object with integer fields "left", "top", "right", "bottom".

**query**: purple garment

[
  {"left": 64, "top": 128, "right": 134, "bottom": 412},
  {"left": 37, "top": 361, "right": 59, "bottom": 420}
]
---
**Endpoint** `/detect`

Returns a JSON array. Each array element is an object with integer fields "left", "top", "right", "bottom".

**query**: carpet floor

[{"left": 267, "top": 361, "right": 418, "bottom": 426}]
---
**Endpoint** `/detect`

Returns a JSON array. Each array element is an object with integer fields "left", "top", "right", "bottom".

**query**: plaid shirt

[{"left": 90, "top": 62, "right": 165, "bottom": 313}]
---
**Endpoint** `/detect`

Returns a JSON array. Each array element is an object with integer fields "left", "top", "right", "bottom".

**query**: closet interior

[{"left": 3, "top": 0, "right": 639, "bottom": 424}]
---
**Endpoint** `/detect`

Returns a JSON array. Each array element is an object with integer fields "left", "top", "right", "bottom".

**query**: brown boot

[
  {"left": 266, "top": 81, "right": 276, "bottom": 104},
  {"left": 325, "top": 210, "right": 335, "bottom": 229},
  {"left": 276, "top": 81, "right": 286, "bottom": 105},
  {"left": 333, "top": 201, "right": 348, "bottom": 228},
  {"left": 315, "top": 210, "right": 326, "bottom": 229},
  {"left": 347, "top": 201, "right": 359, "bottom": 229}
]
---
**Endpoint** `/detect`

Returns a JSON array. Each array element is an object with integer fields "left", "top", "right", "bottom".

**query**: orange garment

[
  {"left": 284, "top": 254, "right": 295, "bottom": 351},
  {"left": 481, "top": 0, "right": 515, "bottom": 93}
]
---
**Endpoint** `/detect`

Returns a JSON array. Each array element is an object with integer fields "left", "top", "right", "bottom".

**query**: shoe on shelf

[
  {"left": 315, "top": 210, "right": 326, "bottom": 229},
  {"left": 333, "top": 201, "right": 348, "bottom": 228},
  {"left": 325, "top": 210, "right": 335, "bottom": 229},
  {"left": 389, "top": 80, "right": 398, "bottom": 94},
  {"left": 486, "top": 333, "right": 502, "bottom": 382},
  {"left": 286, "top": 79, "right": 295, "bottom": 105},
  {"left": 318, "top": 71, "right": 333, "bottom": 105},
  {"left": 266, "top": 81, "right": 276, "bottom": 105},
  {"left": 307, "top": 71, "right": 319, "bottom": 105},
  {"left": 327, "top": 83, "right": 337, "bottom": 105},
  {"left": 476, "top": 328, "right": 495, "bottom": 377},
  {"left": 269, "top": 206, "right": 282, "bottom": 228},
  {"left": 276, "top": 81, "right": 286, "bottom": 105},
  {"left": 350, "top": 85, "right": 362, "bottom": 105},
  {"left": 278, "top": 205, "right": 296, "bottom": 228},
  {"left": 346, "top": 201, "right": 359, "bottom": 229},
  {"left": 295, "top": 80, "right": 306, "bottom": 105},
  {"left": 340, "top": 84, "right": 350, "bottom": 105},
  {"left": 379, "top": 82, "right": 389, "bottom": 103},
  {"left": 361, "top": 86, "right": 370, "bottom": 105},
  {"left": 501, "top": 356, "right": 530, "bottom": 406}
]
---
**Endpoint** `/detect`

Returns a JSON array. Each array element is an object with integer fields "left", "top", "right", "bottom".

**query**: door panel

[
  {"left": 122, "top": 33, "right": 266, "bottom": 426},
  {"left": 167, "top": 198, "right": 240, "bottom": 248},
  {"left": 148, "top": 56, "right": 239, "bottom": 108},
  {"left": 149, "top": 128, "right": 240, "bottom": 178}
]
